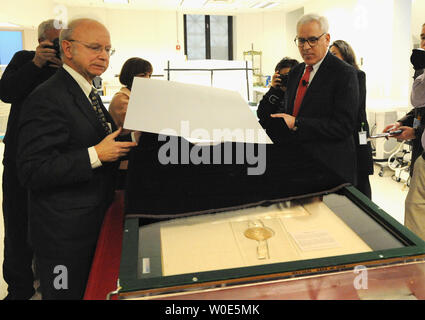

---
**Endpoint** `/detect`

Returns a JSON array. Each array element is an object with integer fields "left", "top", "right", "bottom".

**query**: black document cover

[{"left": 124, "top": 118, "right": 349, "bottom": 220}]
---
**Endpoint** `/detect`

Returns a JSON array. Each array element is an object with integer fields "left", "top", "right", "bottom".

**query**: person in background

[
  {"left": 330, "top": 40, "right": 374, "bottom": 199},
  {"left": 257, "top": 57, "right": 299, "bottom": 129},
  {"left": 0, "top": 19, "right": 62, "bottom": 300},
  {"left": 382, "top": 23, "right": 425, "bottom": 175},
  {"left": 109, "top": 57, "right": 153, "bottom": 189},
  {"left": 271, "top": 13, "right": 359, "bottom": 185},
  {"left": 404, "top": 56, "right": 425, "bottom": 240}
]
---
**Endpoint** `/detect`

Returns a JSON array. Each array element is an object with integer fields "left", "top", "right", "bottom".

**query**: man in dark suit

[
  {"left": 0, "top": 19, "right": 62, "bottom": 300},
  {"left": 16, "top": 18, "right": 137, "bottom": 300},
  {"left": 271, "top": 13, "right": 359, "bottom": 185}
]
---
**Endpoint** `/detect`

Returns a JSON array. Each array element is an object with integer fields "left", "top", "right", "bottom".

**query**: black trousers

[
  {"left": 33, "top": 204, "right": 108, "bottom": 300},
  {"left": 356, "top": 172, "right": 372, "bottom": 199},
  {"left": 2, "top": 162, "right": 35, "bottom": 298}
]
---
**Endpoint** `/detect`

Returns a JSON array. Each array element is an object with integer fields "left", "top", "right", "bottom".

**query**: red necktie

[{"left": 292, "top": 66, "right": 313, "bottom": 117}]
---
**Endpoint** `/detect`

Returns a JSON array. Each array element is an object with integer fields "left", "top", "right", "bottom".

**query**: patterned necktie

[
  {"left": 89, "top": 89, "right": 111, "bottom": 135},
  {"left": 292, "top": 65, "right": 313, "bottom": 117}
]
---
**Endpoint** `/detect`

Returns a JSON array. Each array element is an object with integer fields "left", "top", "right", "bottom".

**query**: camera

[
  {"left": 411, "top": 48, "right": 425, "bottom": 70},
  {"left": 46, "top": 38, "right": 61, "bottom": 62},
  {"left": 277, "top": 73, "right": 289, "bottom": 87}
]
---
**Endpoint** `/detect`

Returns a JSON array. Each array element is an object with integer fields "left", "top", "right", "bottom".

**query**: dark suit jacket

[
  {"left": 284, "top": 52, "right": 359, "bottom": 185},
  {"left": 17, "top": 67, "right": 119, "bottom": 258},
  {"left": 0, "top": 50, "right": 57, "bottom": 167},
  {"left": 355, "top": 70, "right": 374, "bottom": 175}
]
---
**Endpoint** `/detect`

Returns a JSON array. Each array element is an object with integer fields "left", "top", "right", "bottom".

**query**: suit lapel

[
  {"left": 59, "top": 68, "right": 109, "bottom": 138},
  {"left": 297, "top": 52, "right": 332, "bottom": 116}
]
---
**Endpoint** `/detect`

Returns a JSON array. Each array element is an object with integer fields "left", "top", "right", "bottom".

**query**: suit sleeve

[
  {"left": 397, "top": 109, "right": 415, "bottom": 127},
  {"left": 17, "top": 95, "right": 93, "bottom": 190},
  {"left": 0, "top": 51, "right": 46, "bottom": 103},
  {"left": 294, "top": 67, "right": 359, "bottom": 142}
]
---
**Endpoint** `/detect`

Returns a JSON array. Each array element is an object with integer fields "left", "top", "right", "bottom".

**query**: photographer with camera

[
  {"left": 257, "top": 57, "right": 299, "bottom": 129},
  {"left": 0, "top": 19, "right": 62, "bottom": 300},
  {"left": 382, "top": 23, "right": 425, "bottom": 176}
]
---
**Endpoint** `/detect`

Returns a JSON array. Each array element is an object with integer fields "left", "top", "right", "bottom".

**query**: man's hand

[
  {"left": 382, "top": 122, "right": 402, "bottom": 134},
  {"left": 32, "top": 40, "right": 62, "bottom": 69},
  {"left": 94, "top": 128, "right": 138, "bottom": 162},
  {"left": 270, "top": 113, "right": 295, "bottom": 129},
  {"left": 389, "top": 126, "right": 416, "bottom": 141},
  {"left": 271, "top": 71, "right": 282, "bottom": 89}
]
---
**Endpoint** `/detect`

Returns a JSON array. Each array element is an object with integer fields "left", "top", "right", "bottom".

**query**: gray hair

[
  {"left": 297, "top": 13, "right": 329, "bottom": 34},
  {"left": 37, "top": 19, "right": 59, "bottom": 41}
]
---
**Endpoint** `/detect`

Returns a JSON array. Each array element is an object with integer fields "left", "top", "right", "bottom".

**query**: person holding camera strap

[
  {"left": 0, "top": 19, "right": 62, "bottom": 300},
  {"left": 257, "top": 57, "right": 299, "bottom": 130}
]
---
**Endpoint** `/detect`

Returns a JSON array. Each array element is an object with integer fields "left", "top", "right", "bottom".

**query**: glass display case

[{"left": 116, "top": 186, "right": 425, "bottom": 300}]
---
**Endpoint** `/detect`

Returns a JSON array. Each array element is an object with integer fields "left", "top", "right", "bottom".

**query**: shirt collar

[
  {"left": 306, "top": 53, "right": 327, "bottom": 72},
  {"left": 63, "top": 63, "right": 96, "bottom": 99}
]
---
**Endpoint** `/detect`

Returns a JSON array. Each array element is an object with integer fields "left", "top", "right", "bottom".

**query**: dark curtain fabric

[{"left": 125, "top": 119, "right": 349, "bottom": 220}]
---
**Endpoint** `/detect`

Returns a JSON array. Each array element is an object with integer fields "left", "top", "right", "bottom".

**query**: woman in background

[
  {"left": 109, "top": 57, "right": 153, "bottom": 133},
  {"left": 109, "top": 57, "right": 153, "bottom": 189},
  {"left": 330, "top": 40, "right": 374, "bottom": 199}
]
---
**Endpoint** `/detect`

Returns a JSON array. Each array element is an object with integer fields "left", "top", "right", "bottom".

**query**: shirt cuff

[{"left": 88, "top": 146, "right": 102, "bottom": 169}]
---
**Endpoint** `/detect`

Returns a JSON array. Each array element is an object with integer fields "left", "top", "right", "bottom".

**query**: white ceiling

[{"left": 55, "top": 0, "right": 307, "bottom": 13}]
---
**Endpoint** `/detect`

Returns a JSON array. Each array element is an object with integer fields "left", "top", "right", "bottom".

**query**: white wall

[
  {"left": 0, "top": 0, "right": 419, "bottom": 108},
  {"left": 234, "top": 11, "right": 285, "bottom": 79},
  {"left": 412, "top": 0, "right": 424, "bottom": 46},
  {"left": 284, "top": 7, "right": 304, "bottom": 62}
]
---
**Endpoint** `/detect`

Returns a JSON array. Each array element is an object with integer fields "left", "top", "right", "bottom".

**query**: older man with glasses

[
  {"left": 16, "top": 18, "right": 138, "bottom": 300},
  {"left": 270, "top": 13, "right": 359, "bottom": 186}
]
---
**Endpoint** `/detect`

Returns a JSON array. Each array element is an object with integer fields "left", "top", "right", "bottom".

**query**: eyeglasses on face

[
  {"left": 68, "top": 39, "right": 115, "bottom": 57},
  {"left": 294, "top": 33, "right": 326, "bottom": 48}
]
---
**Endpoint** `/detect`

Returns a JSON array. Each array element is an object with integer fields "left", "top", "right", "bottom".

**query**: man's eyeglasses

[
  {"left": 68, "top": 39, "right": 115, "bottom": 57},
  {"left": 294, "top": 33, "right": 326, "bottom": 48}
]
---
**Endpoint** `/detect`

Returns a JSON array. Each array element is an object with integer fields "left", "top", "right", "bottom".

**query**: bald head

[
  {"left": 60, "top": 18, "right": 111, "bottom": 82},
  {"left": 59, "top": 18, "right": 109, "bottom": 56}
]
